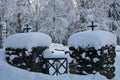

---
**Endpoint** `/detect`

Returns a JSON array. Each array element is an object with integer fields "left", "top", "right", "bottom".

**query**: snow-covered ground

[{"left": 0, "top": 45, "right": 120, "bottom": 80}]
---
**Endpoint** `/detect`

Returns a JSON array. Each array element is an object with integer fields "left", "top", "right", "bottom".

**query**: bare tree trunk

[
  {"left": 0, "top": 24, "right": 2, "bottom": 48},
  {"left": 16, "top": 13, "right": 22, "bottom": 33}
]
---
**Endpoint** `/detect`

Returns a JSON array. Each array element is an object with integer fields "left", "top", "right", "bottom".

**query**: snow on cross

[
  {"left": 88, "top": 21, "right": 97, "bottom": 31},
  {"left": 23, "top": 24, "right": 32, "bottom": 33}
]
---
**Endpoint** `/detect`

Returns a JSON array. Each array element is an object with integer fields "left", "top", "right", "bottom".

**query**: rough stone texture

[
  {"left": 5, "top": 46, "right": 48, "bottom": 73},
  {"left": 69, "top": 45, "right": 116, "bottom": 79}
]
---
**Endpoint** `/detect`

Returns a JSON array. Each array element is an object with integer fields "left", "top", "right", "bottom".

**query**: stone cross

[
  {"left": 88, "top": 21, "right": 97, "bottom": 31},
  {"left": 23, "top": 24, "right": 31, "bottom": 33}
]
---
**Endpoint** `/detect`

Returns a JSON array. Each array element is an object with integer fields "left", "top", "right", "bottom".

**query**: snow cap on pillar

[
  {"left": 68, "top": 30, "right": 117, "bottom": 49},
  {"left": 4, "top": 32, "right": 52, "bottom": 50}
]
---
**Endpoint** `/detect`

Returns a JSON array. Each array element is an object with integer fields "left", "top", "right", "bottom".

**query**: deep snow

[
  {"left": 4, "top": 32, "right": 52, "bottom": 51},
  {"left": 0, "top": 45, "right": 120, "bottom": 80},
  {"left": 68, "top": 30, "right": 117, "bottom": 49}
]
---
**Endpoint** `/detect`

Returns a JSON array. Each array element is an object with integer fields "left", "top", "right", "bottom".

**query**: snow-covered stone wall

[
  {"left": 68, "top": 30, "right": 117, "bottom": 79},
  {"left": 5, "top": 32, "right": 52, "bottom": 73}
]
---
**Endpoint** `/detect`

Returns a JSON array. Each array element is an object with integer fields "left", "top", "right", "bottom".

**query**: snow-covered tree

[
  {"left": 4, "top": 0, "right": 33, "bottom": 34},
  {"left": 109, "top": 1, "right": 120, "bottom": 21},
  {"left": 31, "top": 0, "right": 79, "bottom": 44},
  {"left": 0, "top": 0, "right": 120, "bottom": 45},
  {"left": 107, "top": 0, "right": 120, "bottom": 44}
]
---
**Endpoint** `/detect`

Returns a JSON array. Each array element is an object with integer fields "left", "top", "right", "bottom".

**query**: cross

[
  {"left": 23, "top": 24, "right": 31, "bottom": 33},
  {"left": 88, "top": 21, "right": 97, "bottom": 31}
]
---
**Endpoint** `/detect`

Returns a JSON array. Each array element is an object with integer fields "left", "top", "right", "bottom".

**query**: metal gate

[{"left": 45, "top": 58, "right": 68, "bottom": 75}]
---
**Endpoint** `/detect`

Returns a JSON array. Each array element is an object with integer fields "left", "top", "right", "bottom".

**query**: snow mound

[
  {"left": 4, "top": 32, "right": 52, "bottom": 50},
  {"left": 49, "top": 43, "right": 69, "bottom": 52},
  {"left": 44, "top": 43, "right": 69, "bottom": 58},
  {"left": 43, "top": 43, "right": 72, "bottom": 62},
  {"left": 43, "top": 49, "right": 68, "bottom": 58},
  {"left": 68, "top": 30, "right": 117, "bottom": 49}
]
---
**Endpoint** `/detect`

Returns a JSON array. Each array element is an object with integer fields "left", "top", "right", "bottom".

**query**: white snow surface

[
  {"left": 43, "top": 49, "right": 68, "bottom": 58},
  {"left": 43, "top": 43, "right": 72, "bottom": 62},
  {"left": 1, "top": 45, "right": 120, "bottom": 80},
  {"left": 68, "top": 30, "right": 117, "bottom": 49},
  {"left": 0, "top": 45, "right": 120, "bottom": 80},
  {"left": 4, "top": 32, "right": 52, "bottom": 51}
]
